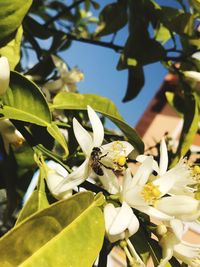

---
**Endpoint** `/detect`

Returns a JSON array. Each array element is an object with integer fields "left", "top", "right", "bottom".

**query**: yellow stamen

[
  {"left": 141, "top": 182, "right": 161, "bottom": 204},
  {"left": 116, "top": 156, "right": 127, "bottom": 167},
  {"left": 192, "top": 165, "right": 200, "bottom": 183}
]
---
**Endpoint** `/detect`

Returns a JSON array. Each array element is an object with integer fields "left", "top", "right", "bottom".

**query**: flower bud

[{"left": 0, "top": 56, "right": 10, "bottom": 95}]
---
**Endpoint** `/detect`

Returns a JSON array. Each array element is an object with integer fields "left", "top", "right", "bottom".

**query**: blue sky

[
  {"left": 59, "top": 0, "right": 171, "bottom": 128},
  {"left": 60, "top": 43, "right": 167, "bottom": 127}
]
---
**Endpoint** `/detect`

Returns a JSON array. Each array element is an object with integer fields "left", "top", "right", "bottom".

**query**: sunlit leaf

[
  {"left": 0, "top": 0, "right": 32, "bottom": 42},
  {"left": 171, "top": 93, "right": 199, "bottom": 166},
  {"left": 0, "top": 26, "right": 23, "bottom": 70},
  {"left": 0, "top": 192, "right": 105, "bottom": 267},
  {"left": 0, "top": 72, "right": 68, "bottom": 156}
]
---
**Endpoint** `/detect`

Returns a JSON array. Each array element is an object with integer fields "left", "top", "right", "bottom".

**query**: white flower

[
  {"left": 43, "top": 55, "right": 84, "bottom": 94},
  {"left": 121, "top": 165, "right": 173, "bottom": 221},
  {"left": 46, "top": 160, "right": 72, "bottom": 200},
  {"left": 158, "top": 219, "right": 200, "bottom": 267},
  {"left": 183, "top": 70, "right": 200, "bottom": 82},
  {"left": 104, "top": 202, "right": 139, "bottom": 243},
  {"left": 137, "top": 138, "right": 195, "bottom": 196},
  {"left": 0, "top": 56, "right": 10, "bottom": 95},
  {"left": 135, "top": 138, "right": 200, "bottom": 220},
  {"left": 0, "top": 119, "right": 24, "bottom": 153},
  {"left": 51, "top": 106, "right": 134, "bottom": 196}
]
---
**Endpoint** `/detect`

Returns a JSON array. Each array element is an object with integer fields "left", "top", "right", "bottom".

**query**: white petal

[
  {"left": 87, "top": 105, "right": 104, "bottom": 147},
  {"left": 132, "top": 156, "right": 154, "bottom": 186},
  {"left": 170, "top": 219, "right": 184, "bottom": 241},
  {"left": 104, "top": 203, "right": 118, "bottom": 232},
  {"left": 109, "top": 202, "right": 134, "bottom": 235},
  {"left": 73, "top": 118, "right": 93, "bottom": 156},
  {"left": 127, "top": 213, "right": 140, "bottom": 236},
  {"left": 137, "top": 155, "right": 160, "bottom": 174},
  {"left": 156, "top": 196, "right": 200, "bottom": 220},
  {"left": 98, "top": 168, "right": 119, "bottom": 194},
  {"left": 102, "top": 141, "right": 134, "bottom": 156},
  {"left": 54, "top": 158, "right": 90, "bottom": 193},
  {"left": 184, "top": 71, "right": 200, "bottom": 82},
  {"left": 46, "top": 172, "right": 72, "bottom": 199},
  {"left": 124, "top": 186, "right": 147, "bottom": 207},
  {"left": 47, "top": 160, "right": 68, "bottom": 177},
  {"left": 0, "top": 56, "right": 10, "bottom": 95},
  {"left": 154, "top": 160, "right": 190, "bottom": 196},
  {"left": 137, "top": 205, "right": 173, "bottom": 221},
  {"left": 159, "top": 138, "right": 168, "bottom": 175},
  {"left": 158, "top": 243, "right": 174, "bottom": 267},
  {"left": 121, "top": 168, "right": 133, "bottom": 199}
]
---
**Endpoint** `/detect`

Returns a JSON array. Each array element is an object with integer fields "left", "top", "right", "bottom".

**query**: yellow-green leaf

[{"left": 0, "top": 192, "right": 105, "bottom": 267}]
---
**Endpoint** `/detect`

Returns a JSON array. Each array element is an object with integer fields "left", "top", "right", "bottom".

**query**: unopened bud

[
  {"left": 0, "top": 56, "right": 10, "bottom": 95},
  {"left": 156, "top": 224, "right": 167, "bottom": 236}
]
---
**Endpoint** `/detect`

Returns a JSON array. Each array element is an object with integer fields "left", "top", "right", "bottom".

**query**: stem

[{"left": 55, "top": 32, "right": 123, "bottom": 53}]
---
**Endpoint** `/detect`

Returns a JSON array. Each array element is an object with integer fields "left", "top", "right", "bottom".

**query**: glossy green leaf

[
  {"left": 52, "top": 92, "right": 144, "bottom": 154},
  {"left": 165, "top": 91, "right": 184, "bottom": 116},
  {"left": 0, "top": 26, "right": 23, "bottom": 70},
  {"left": 95, "top": 1, "right": 127, "bottom": 37},
  {"left": 0, "top": 72, "right": 68, "bottom": 156},
  {"left": 1, "top": 71, "right": 51, "bottom": 125},
  {"left": 171, "top": 93, "right": 199, "bottom": 166},
  {"left": 0, "top": 192, "right": 105, "bottom": 267},
  {"left": 0, "top": 0, "right": 32, "bottom": 42},
  {"left": 47, "top": 122, "right": 69, "bottom": 157},
  {"left": 123, "top": 66, "right": 144, "bottom": 102},
  {"left": 16, "top": 166, "right": 49, "bottom": 225}
]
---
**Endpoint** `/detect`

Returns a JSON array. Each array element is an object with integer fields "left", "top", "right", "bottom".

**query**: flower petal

[
  {"left": 137, "top": 205, "right": 173, "bottom": 221},
  {"left": 156, "top": 196, "right": 200, "bottom": 220},
  {"left": 98, "top": 168, "right": 119, "bottom": 194},
  {"left": 136, "top": 155, "right": 160, "bottom": 174},
  {"left": 132, "top": 156, "right": 154, "bottom": 187},
  {"left": 102, "top": 141, "right": 134, "bottom": 156},
  {"left": 73, "top": 118, "right": 93, "bottom": 156},
  {"left": 109, "top": 202, "right": 134, "bottom": 235},
  {"left": 0, "top": 56, "right": 10, "bottom": 95},
  {"left": 87, "top": 105, "right": 104, "bottom": 147},
  {"left": 54, "top": 158, "right": 90, "bottom": 193},
  {"left": 127, "top": 213, "right": 140, "bottom": 236},
  {"left": 170, "top": 219, "right": 184, "bottom": 241},
  {"left": 159, "top": 138, "right": 168, "bottom": 175}
]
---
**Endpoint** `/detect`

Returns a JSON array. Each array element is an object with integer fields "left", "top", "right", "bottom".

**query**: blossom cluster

[{"left": 44, "top": 106, "right": 200, "bottom": 267}]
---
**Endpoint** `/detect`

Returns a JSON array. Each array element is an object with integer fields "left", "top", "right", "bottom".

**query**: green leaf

[
  {"left": 0, "top": 72, "right": 68, "bottom": 157},
  {"left": 0, "top": 192, "right": 105, "bottom": 267},
  {"left": 0, "top": 26, "right": 23, "bottom": 70},
  {"left": 167, "top": 13, "right": 194, "bottom": 36},
  {"left": 165, "top": 91, "right": 184, "bottom": 116},
  {"left": 95, "top": 1, "right": 127, "bottom": 37},
  {"left": 1, "top": 71, "right": 51, "bottom": 125},
  {"left": 123, "top": 66, "right": 144, "bottom": 102},
  {"left": 47, "top": 122, "right": 69, "bottom": 157},
  {"left": 0, "top": 0, "right": 32, "bottom": 42},
  {"left": 52, "top": 92, "right": 144, "bottom": 155},
  {"left": 16, "top": 166, "right": 49, "bottom": 225},
  {"left": 171, "top": 93, "right": 199, "bottom": 166},
  {"left": 24, "top": 16, "right": 52, "bottom": 40}
]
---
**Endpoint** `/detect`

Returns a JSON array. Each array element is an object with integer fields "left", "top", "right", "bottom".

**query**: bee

[{"left": 90, "top": 147, "right": 105, "bottom": 176}]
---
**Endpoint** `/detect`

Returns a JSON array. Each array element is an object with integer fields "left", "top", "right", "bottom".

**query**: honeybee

[{"left": 90, "top": 147, "right": 105, "bottom": 176}]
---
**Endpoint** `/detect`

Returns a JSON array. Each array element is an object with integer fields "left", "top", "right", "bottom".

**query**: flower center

[
  {"left": 192, "top": 165, "right": 200, "bottom": 183},
  {"left": 141, "top": 182, "right": 161, "bottom": 204},
  {"left": 112, "top": 141, "right": 127, "bottom": 170}
]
